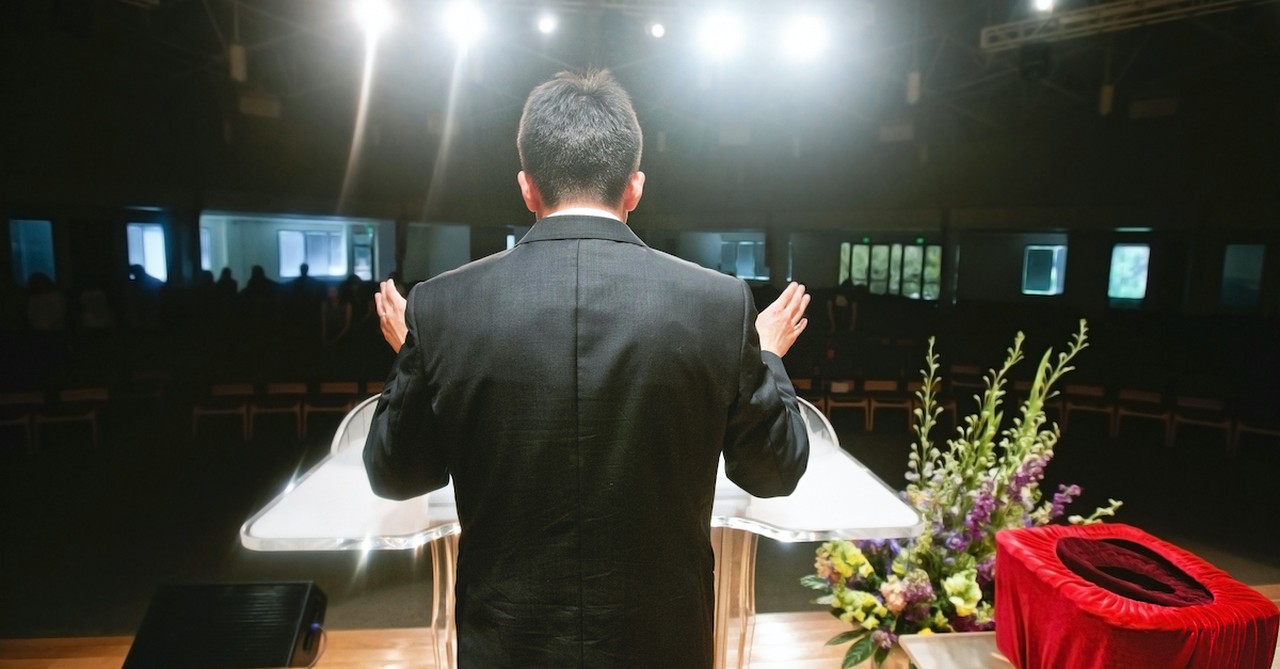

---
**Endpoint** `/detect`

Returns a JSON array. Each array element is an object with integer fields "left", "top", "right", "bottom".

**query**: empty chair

[
  {"left": 824, "top": 379, "right": 868, "bottom": 426},
  {"left": 1170, "top": 394, "right": 1232, "bottom": 450},
  {"left": 34, "top": 387, "right": 110, "bottom": 449},
  {"left": 865, "top": 378, "right": 913, "bottom": 432},
  {"left": 947, "top": 363, "right": 985, "bottom": 394},
  {"left": 249, "top": 382, "right": 308, "bottom": 440},
  {"left": 192, "top": 383, "right": 254, "bottom": 441},
  {"left": 303, "top": 381, "right": 361, "bottom": 439},
  {"left": 788, "top": 377, "right": 827, "bottom": 414},
  {"left": 1061, "top": 383, "right": 1113, "bottom": 433},
  {"left": 1231, "top": 396, "right": 1280, "bottom": 456},
  {"left": 120, "top": 368, "right": 173, "bottom": 408},
  {"left": 1112, "top": 388, "right": 1172, "bottom": 445},
  {"left": 0, "top": 391, "right": 45, "bottom": 453}
]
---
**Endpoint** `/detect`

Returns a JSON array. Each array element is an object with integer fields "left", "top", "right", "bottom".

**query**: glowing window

[
  {"left": 1221, "top": 244, "right": 1264, "bottom": 309},
  {"left": 1107, "top": 244, "right": 1149, "bottom": 300},
  {"left": 869, "top": 244, "right": 890, "bottom": 295},
  {"left": 901, "top": 245, "right": 923, "bottom": 299},
  {"left": 922, "top": 245, "right": 942, "bottom": 300},
  {"left": 279, "top": 230, "right": 347, "bottom": 278},
  {"left": 9, "top": 219, "right": 56, "bottom": 285},
  {"left": 199, "top": 227, "right": 212, "bottom": 272},
  {"left": 127, "top": 223, "right": 168, "bottom": 282},
  {"left": 1023, "top": 245, "right": 1066, "bottom": 296},
  {"left": 840, "top": 241, "right": 938, "bottom": 300}
]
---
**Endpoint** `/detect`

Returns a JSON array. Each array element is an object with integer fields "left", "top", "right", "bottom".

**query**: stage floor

[{"left": 3, "top": 601, "right": 1278, "bottom": 669}]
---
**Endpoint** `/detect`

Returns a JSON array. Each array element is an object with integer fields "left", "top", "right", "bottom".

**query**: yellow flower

[
  {"left": 861, "top": 615, "right": 880, "bottom": 630},
  {"left": 852, "top": 609, "right": 866, "bottom": 622},
  {"left": 858, "top": 562, "right": 874, "bottom": 578},
  {"left": 917, "top": 628, "right": 935, "bottom": 636},
  {"left": 943, "top": 570, "right": 982, "bottom": 618},
  {"left": 950, "top": 596, "right": 976, "bottom": 617}
]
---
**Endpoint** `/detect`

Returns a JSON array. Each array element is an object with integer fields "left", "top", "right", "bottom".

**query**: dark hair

[{"left": 517, "top": 69, "right": 642, "bottom": 209}]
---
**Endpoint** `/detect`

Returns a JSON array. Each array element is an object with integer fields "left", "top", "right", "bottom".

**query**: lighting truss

[{"left": 980, "top": 0, "right": 1269, "bottom": 53}]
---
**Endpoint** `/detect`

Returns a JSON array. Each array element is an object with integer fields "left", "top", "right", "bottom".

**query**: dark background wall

[{"left": 2, "top": 0, "right": 1278, "bottom": 313}]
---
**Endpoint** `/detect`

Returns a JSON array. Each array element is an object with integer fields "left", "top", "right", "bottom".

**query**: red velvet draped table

[{"left": 996, "top": 523, "right": 1279, "bottom": 669}]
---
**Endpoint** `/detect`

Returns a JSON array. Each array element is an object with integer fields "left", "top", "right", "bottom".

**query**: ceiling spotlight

[
  {"left": 698, "top": 11, "right": 745, "bottom": 59},
  {"left": 443, "top": 3, "right": 487, "bottom": 48},
  {"left": 780, "top": 14, "right": 828, "bottom": 62},
  {"left": 353, "top": 0, "right": 393, "bottom": 38},
  {"left": 1033, "top": 0, "right": 1055, "bottom": 11},
  {"left": 648, "top": 22, "right": 666, "bottom": 39},
  {"left": 537, "top": 14, "right": 557, "bottom": 34}
]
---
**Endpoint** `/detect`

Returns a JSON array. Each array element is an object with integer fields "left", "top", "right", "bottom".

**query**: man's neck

[{"left": 540, "top": 202, "right": 626, "bottom": 223}]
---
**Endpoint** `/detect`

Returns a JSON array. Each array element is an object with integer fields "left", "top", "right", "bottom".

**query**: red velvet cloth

[{"left": 995, "top": 524, "right": 1279, "bottom": 669}]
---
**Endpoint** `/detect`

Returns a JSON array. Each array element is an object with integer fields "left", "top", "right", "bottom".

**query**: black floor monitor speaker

[{"left": 123, "top": 582, "right": 327, "bottom": 669}]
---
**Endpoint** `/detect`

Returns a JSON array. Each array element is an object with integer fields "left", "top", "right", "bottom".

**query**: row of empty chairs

[
  {"left": 789, "top": 372, "right": 1278, "bottom": 456},
  {"left": 1054, "top": 383, "right": 1276, "bottom": 455},
  {"left": 0, "top": 378, "right": 389, "bottom": 452},
  {"left": 191, "top": 380, "right": 385, "bottom": 441},
  {"left": 0, "top": 387, "right": 111, "bottom": 451}
]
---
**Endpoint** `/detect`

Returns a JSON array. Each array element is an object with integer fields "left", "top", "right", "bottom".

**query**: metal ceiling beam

[{"left": 979, "top": 0, "right": 1267, "bottom": 53}]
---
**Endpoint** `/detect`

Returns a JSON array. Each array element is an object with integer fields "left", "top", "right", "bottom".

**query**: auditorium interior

[{"left": 1, "top": 0, "right": 1278, "bottom": 663}]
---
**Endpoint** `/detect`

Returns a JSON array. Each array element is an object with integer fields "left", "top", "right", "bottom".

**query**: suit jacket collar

[{"left": 518, "top": 215, "right": 646, "bottom": 247}]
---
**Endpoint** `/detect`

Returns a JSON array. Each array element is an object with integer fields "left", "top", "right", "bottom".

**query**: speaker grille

[{"left": 123, "top": 583, "right": 326, "bottom": 669}]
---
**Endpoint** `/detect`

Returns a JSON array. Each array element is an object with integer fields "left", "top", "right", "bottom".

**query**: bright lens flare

[
  {"left": 352, "top": 0, "right": 392, "bottom": 38},
  {"left": 1034, "top": 0, "right": 1055, "bottom": 11},
  {"left": 444, "top": 3, "right": 487, "bottom": 48},
  {"left": 780, "top": 14, "right": 828, "bottom": 62},
  {"left": 648, "top": 22, "right": 666, "bottom": 38},
  {"left": 537, "top": 14, "right": 557, "bottom": 34},
  {"left": 698, "top": 11, "right": 744, "bottom": 59}
]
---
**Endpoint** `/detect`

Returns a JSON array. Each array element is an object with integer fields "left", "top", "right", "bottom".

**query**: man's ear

[
  {"left": 517, "top": 171, "right": 542, "bottom": 214},
  {"left": 621, "top": 171, "right": 645, "bottom": 213}
]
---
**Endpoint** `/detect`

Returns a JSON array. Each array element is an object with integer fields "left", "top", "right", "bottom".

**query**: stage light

[
  {"left": 537, "top": 14, "right": 557, "bottom": 34},
  {"left": 353, "top": 0, "right": 392, "bottom": 38},
  {"left": 698, "top": 11, "right": 745, "bottom": 59},
  {"left": 780, "top": 13, "right": 828, "bottom": 62},
  {"left": 443, "top": 3, "right": 487, "bottom": 48},
  {"left": 1033, "top": 0, "right": 1055, "bottom": 11},
  {"left": 648, "top": 22, "right": 666, "bottom": 39}
]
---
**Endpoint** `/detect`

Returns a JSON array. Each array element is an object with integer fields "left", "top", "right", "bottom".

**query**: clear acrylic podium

[{"left": 242, "top": 396, "right": 922, "bottom": 669}]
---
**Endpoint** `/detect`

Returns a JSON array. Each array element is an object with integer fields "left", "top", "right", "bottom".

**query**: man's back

[{"left": 365, "top": 216, "right": 808, "bottom": 667}]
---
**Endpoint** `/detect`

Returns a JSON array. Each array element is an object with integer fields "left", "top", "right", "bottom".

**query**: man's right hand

[
  {"left": 756, "top": 282, "right": 810, "bottom": 358},
  {"left": 375, "top": 279, "right": 408, "bottom": 354}
]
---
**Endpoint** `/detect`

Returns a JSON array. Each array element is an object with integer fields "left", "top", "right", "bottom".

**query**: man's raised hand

[{"left": 755, "top": 282, "right": 810, "bottom": 358}]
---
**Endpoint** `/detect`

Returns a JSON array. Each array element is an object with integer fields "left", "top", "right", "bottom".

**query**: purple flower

[
  {"left": 903, "top": 602, "right": 932, "bottom": 624},
  {"left": 871, "top": 629, "right": 898, "bottom": 649},
  {"left": 1049, "top": 483, "right": 1082, "bottom": 522},
  {"left": 964, "top": 481, "right": 996, "bottom": 544},
  {"left": 902, "top": 570, "right": 934, "bottom": 604},
  {"left": 950, "top": 615, "right": 995, "bottom": 633},
  {"left": 976, "top": 557, "right": 996, "bottom": 588},
  {"left": 944, "top": 531, "right": 969, "bottom": 552},
  {"left": 1008, "top": 454, "right": 1048, "bottom": 508}
]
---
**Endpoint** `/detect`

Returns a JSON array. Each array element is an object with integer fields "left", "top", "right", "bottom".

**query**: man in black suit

[{"left": 364, "top": 69, "right": 810, "bottom": 668}]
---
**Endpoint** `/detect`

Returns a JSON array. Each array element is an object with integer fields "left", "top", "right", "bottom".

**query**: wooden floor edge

[{"left": 0, "top": 587, "right": 1276, "bottom": 668}]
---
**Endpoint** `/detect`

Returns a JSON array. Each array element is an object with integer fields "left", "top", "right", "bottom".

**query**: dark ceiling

[{"left": 2, "top": 0, "right": 1278, "bottom": 215}]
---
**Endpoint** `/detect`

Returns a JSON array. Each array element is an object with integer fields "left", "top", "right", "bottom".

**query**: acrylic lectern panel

[{"left": 242, "top": 396, "right": 922, "bottom": 669}]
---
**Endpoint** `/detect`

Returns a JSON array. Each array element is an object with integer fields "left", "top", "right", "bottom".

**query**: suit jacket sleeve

[
  {"left": 722, "top": 281, "right": 810, "bottom": 498},
  {"left": 363, "top": 291, "right": 451, "bottom": 500}
]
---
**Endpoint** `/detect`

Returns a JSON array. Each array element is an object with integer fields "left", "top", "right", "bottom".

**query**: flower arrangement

[{"left": 802, "top": 320, "right": 1123, "bottom": 667}]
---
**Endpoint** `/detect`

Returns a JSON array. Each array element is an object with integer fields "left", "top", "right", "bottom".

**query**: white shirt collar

[{"left": 545, "top": 207, "right": 622, "bottom": 222}]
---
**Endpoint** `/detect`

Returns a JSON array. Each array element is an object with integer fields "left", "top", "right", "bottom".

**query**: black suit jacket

[{"left": 365, "top": 216, "right": 809, "bottom": 668}]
